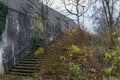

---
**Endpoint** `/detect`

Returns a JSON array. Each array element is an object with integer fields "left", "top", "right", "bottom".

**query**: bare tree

[
  {"left": 93, "top": 0, "right": 120, "bottom": 45},
  {"left": 62, "top": 0, "right": 91, "bottom": 28}
]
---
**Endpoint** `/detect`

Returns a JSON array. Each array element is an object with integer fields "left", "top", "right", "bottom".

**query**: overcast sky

[
  {"left": 48, "top": 0, "right": 120, "bottom": 34},
  {"left": 48, "top": 0, "right": 95, "bottom": 34}
]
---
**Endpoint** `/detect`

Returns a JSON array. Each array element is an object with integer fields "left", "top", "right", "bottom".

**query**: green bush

[
  {"left": 32, "top": 36, "right": 45, "bottom": 50},
  {"left": 80, "top": 75, "right": 88, "bottom": 80},
  {"left": 104, "top": 66, "right": 115, "bottom": 75},
  {"left": 0, "top": 3, "right": 8, "bottom": 40},
  {"left": 66, "top": 44, "right": 81, "bottom": 57},
  {"left": 34, "top": 47, "right": 44, "bottom": 55},
  {"left": 68, "top": 62, "right": 80, "bottom": 76},
  {"left": 89, "top": 68, "right": 96, "bottom": 73},
  {"left": 39, "top": 53, "right": 70, "bottom": 77},
  {"left": 104, "top": 46, "right": 120, "bottom": 68},
  {"left": 34, "top": 27, "right": 120, "bottom": 79}
]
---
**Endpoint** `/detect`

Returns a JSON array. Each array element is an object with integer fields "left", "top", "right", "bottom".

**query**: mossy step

[
  {"left": 26, "top": 54, "right": 35, "bottom": 56},
  {"left": 27, "top": 54, "right": 44, "bottom": 56},
  {"left": 24, "top": 54, "right": 44, "bottom": 57},
  {"left": 26, "top": 54, "right": 44, "bottom": 56},
  {"left": 21, "top": 59, "right": 43, "bottom": 62},
  {"left": 13, "top": 66, "right": 38, "bottom": 70},
  {"left": 26, "top": 53, "right": 45, "bottom": 56},
  {"left": 19, "top": 61, "right": 41, "bottom": 64},
  {"left": 16, "top": 63, "right": 41, "bottom": 67},
  {"left": 9, "top": 52, "right": 46, "bottom": 76},
  {"left": 10, "top": 69, "right": 35, "bottom": 73},
  {"left": 9, "top": 72, "right": 33, "bottom": 76},
  {"left": 23, "top": 57, "right": 45, "bottom": 60},
  {"left": 22, "top": 58, "right": 43, "bottom": 61}
]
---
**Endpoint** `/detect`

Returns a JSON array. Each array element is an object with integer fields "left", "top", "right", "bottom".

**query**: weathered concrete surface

[
  {"left": 2, "top": 9, "right": 33, "bottom": 73},
  {"left": 0, "top": 14, "right": 8, "bottom": 73},
  {"left": 0, "top": 0, "right": 76, "bottom": 29},
  {"left": 0, "top": 0, "right": 76, "bottom": 73}
]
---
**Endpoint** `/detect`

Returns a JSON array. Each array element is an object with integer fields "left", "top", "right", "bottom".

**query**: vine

[{"left": 0, "top": 3, "right": 8, "bottom": 40}]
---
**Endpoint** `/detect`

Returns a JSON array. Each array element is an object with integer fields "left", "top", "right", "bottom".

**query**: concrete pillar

[{"left": 0, "top": 48, "right": 4, "bottom": 73}]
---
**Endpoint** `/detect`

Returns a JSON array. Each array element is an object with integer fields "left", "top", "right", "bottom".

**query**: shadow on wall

[{"left": 1, "top": 9, "right": 33, "bottom": 73}]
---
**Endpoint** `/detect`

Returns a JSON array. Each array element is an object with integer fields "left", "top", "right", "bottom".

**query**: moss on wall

[{"left": 0, "top": 3, "right": 8, "bottom": 40}]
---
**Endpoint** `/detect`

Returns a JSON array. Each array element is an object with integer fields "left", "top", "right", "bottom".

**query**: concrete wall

[
  {"left": 0, "top": 0, "right": 76, "bottom": 73},
  {"left": 3, "top": 9, "right": 33, "bottom": 73},
  {"left": 0, "top": 0, "right": 76, "bottom": 29}
]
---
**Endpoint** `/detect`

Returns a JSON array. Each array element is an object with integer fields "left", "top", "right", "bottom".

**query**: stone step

[
  {"left": 23, "top": 56, "right": 45, "bottom": 59},
  {"left": 10, "top": 69, "right": 35, "bottom": 73},
  {"left": 16, "top": 63, "right": 40, "bottom": 67},
  {"left": 26, "top": 53, "right": 44, "bottom": 57},
  {"left": 21, "top": 58, "right": 43, "bottom": 61},
  {"left": 19, "top": 60, "right": 41, "bottom": 64},
  {"left": 13, "top": 66, "right": 38, "bottom": 70},
  {"left": 9, "top": 72, "right": 33, "bottom": 76},
  {"left": 9, "top": 52, "right": 46, "bottom": 76}
]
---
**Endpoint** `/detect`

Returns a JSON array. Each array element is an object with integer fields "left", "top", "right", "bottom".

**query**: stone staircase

[{"left": 8, "top": 53, "right": 45, "bottom": 76}]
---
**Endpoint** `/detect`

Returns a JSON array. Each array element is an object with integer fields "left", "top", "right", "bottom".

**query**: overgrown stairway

[{"left": 8, "top": 52, "right": 45, "bottom": 76}]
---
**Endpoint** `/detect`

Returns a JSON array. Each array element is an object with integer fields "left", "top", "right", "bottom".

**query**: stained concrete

[{"left": 0, "top": 0, "right": 76, "bottom": 73}]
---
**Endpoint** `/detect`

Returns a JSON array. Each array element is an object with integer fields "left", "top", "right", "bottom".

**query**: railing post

[{"left": 12, "top": 44, "right": 15, "bottom": 65}]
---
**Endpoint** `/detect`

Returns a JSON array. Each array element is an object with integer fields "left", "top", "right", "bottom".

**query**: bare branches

[
  {"left": 115, "top": 12, "right": 120, "bottom": 26},
  {"left": 102, "top": 0, "right": 109, "bottom": 24},
  {"left": 62, "top": 0, "right": 90, "bottom": 27},
  {"left": 94, "top": 0, "right": 120, "bottom": 45},
  {"left": 62, "top": 0, "right": 77, "bottom": 15}
]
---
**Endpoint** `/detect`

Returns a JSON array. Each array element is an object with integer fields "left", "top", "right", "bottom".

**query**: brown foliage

[{"left": 44, "top": 27, "right": 92, "bottom": 54}]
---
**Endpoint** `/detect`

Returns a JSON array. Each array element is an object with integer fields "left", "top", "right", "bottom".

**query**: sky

[
  {"left": 48, "top": 0, "right": 95, "bottom": 34},
  {"left": 48, "top": 0, "right": 120, "bottom": 34}
]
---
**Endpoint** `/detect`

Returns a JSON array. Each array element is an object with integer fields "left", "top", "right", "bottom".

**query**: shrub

[
  {"left": 39, "top": 53, "right": 70, "bottom": 77},
  {"left": 104, "top": 66, "right": 115, "bottom": 75},
  {"left": 66, "top": 44, "right": 81, "bottom": 57},
  {"left": 37, "top": 27, "right": 115, "bottom": 79},
  {"left": 68, "top": 62, "right": 80, "bottom": 76},
  {"left": 68, "top": 45, "right": 80, "bottom": 53},
  {"left": 34, "top": 47, "right": 44, "bottom": 55},
  {"left": 89, "top": 68, "right": 96, "bottom": 73},
  {"left": 44, "top": 27, "right": 92, "bottom": 56},
  {"left": 100, "top": 46, "right": 120, "bottom": 77},
  {"left": 80, "top": 76, "right": 88, "bottom": 80},
  {"left": 32, "top": 36, "right": 45, "bottom": 50},
  {"left": 104, "top": 46, "right": 120, "bottom": 67}
]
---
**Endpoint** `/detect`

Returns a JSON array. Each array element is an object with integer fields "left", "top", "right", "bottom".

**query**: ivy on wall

[{"left": 0, "top": 3, "right": 8, "bottom": 40}]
